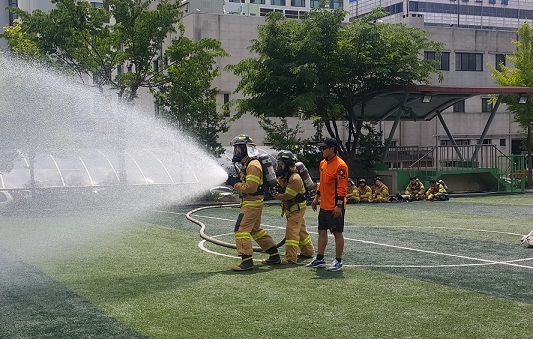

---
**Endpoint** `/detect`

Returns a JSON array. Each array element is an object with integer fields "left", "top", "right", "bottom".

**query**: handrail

[{"left": 376, "top": 144, "right": 501, "bottom": 171}]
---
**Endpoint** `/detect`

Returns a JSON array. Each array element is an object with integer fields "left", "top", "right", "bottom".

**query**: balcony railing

[{"left": 377, "top": 144, "right": 503, "bottom": 171}]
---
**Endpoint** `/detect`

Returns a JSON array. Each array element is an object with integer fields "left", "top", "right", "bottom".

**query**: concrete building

[{"left": 350, "top": 0, "right": 533, "bottom": 30}]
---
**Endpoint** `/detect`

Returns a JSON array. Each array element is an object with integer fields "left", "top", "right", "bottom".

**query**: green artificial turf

[{"left": 1, "top": 196, "right": 533, "bottom": 338}]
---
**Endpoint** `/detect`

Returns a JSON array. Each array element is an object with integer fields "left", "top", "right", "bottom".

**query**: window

[
  {"left": 456, "top": 53, "right": 483, "bottom": 71},
  {"left": 453, "top": 100, "right": 465, "bottom": 112},
  {"left": 500, "top": 139, "right": 506, "bottom": 147},
  {"left": 482, "top": 98, "right": 492, "bottom": 112},
  {"left": 480, "top": 139, "right": 492, "bottom": 145},
  {"left": 440, "top": 139, "right": 470, "bottom": 146},
  {"left": 271, "top": 0, "right": 286, "bottom": 5},
  {"left": 251, "top": 0, "right": 266, "bottom": 3},
  {"left": 488, "top": 0, "right": 496, "bottom": 4},
  {"left": 285, "top": 10, "right": 299, "bottom": 18},
  {"left": 501, "top": 0, "right": 508, "bottom": 5},
  {"left": 424, "top": 51, "right": 450, "bottom": 71},
  {"left": 330, "top": 0, "right": 343, "bottom": 9},
  {"left": 310, "top": 0, "right": 320, "bottom": 7},
  {"left": 291, "top": 0, "right": 305, "bottom": 6},
  {"left": 223, "top": 94, "right": 230, "bottom": 117},
  {"left": 495, "top": 54, "right": 506, "bottom": 71}
]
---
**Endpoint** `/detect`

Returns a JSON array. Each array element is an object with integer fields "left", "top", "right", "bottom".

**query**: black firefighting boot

[
  {"left": 232, "top": 255, "right": 254, "bottom": 271},
  {"left": 261, "top": 246, "right": 281, "bottom": 265}
]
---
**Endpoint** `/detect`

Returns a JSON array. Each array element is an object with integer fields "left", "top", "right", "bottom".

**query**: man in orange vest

[{"left": 307, "top": 137, "right": 348, "bottom": 272}]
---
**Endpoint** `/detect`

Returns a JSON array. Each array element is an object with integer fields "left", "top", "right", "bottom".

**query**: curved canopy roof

[{"left": 355, "top": 85, "right": 533, "bottom": 121}]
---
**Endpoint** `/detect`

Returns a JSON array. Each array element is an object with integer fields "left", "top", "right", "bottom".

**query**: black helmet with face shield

[
  {"left": 275, "top": 150, "right": 297, "bottom": 176},
  {"left": 230, "top": 134, "right": 259, "bottom": 162}
]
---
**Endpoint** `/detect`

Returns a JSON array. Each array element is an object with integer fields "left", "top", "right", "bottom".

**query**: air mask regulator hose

[{"left": 186, "top": 204, "right": 285, "bottom": 252}]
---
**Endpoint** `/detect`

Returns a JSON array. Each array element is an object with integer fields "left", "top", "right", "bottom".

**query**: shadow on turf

[{"left": 311, "top": 268, "right": 345, "bottom": 279}]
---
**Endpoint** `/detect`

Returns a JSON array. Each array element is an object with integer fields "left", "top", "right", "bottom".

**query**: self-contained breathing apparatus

[
  {"left": 226, "top": 135, "right": 278, "bottom": 199},
  {"left": 275, "top": 150, "right": 315, "bottom": 207}
]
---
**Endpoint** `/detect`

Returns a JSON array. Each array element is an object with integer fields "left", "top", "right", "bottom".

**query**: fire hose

[{"left": 185, "top": 204, "right": 285, "bottom": 252}]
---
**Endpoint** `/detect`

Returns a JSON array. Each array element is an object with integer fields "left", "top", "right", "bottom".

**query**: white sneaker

[
  {"left": 305, "top": 258, "right": 326, "bottom": 268},
  {"left": 327, "top": 260, "right": 343, "bottom": 271}
]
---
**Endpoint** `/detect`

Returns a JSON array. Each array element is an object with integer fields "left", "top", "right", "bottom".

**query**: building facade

[{"left": 350, "top": 0, "right": 533, "bottom": 30}]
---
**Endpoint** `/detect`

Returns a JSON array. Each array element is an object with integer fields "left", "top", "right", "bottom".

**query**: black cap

[
  {"left": 317, "top": 137, "right": 339, "bottom": 149},
  {"left": 374, "top": 177, "right": 381, "bottom": 182},
  {"left": 429, "top": 179, "right": 436, "bottom": 183},
  {"left": 410, "top": 176, "right": 417, "bottom": 180}
]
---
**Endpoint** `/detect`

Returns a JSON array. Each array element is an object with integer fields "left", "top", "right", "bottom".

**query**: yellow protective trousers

[
  {"left": 234, "top": 205, "right": 277, "bottom": 256},
  {"left": 285, "top": 208, "right": 315, "bottom": 262}
]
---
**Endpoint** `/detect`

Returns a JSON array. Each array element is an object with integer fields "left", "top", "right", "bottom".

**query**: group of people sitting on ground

[
  {"left": 346, "top": 176, "right": 449, "bottom": 204},
  {"left": 346, "top": 176, "right": 390, "bottom": 203}
]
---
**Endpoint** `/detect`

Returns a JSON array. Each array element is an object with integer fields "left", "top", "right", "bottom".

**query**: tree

[
  {"left": 6, "top": 0, "right": 181, "bottom": 101},
  {"left": 1, "top": 20, "right": 43, "bottom": 60},
  {"left": 490, "top": 22, "right": 533, "bottom": 188},
  {"left": 152, "top": 37, "right": 229, "bottom": 156},
  {"left": 4, "top": 0, "right": 229, "bottom": 157},
  {"left": 228, "top": 8, "right": 443, "bottom": 169}
]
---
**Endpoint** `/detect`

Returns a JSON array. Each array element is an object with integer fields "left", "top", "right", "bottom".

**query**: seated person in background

[
  {"left": 354, "top": 178, "right": 372, "bottom": 203},
  {"left": 346, "top": 179, "right": 357, "bottom": 204},
  {"left": 426, "top": 179, "right": 449, "bottom": 201},
  {"left": 404, "top": 177, "right": 425, "bottom": 201},
  {"left": 370, "top": 177, "right": 390, "bottom": 203}
]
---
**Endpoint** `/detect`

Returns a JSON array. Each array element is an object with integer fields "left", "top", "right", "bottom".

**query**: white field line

[{"left": 155, "top": 210, "right": 533, "bottom": 269}]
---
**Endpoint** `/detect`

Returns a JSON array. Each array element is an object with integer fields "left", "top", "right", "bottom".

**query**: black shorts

[{"left": 318, "top": 208, "right": 344, "bottom": 233}]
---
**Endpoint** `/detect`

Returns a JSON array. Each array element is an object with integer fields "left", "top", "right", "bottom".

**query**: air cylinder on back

[
  {"left": 258, "top": 154, "right": 278, "bottom": 188},
  {"left": 295, "top": 161, "right": 315, "bottom": 192}
]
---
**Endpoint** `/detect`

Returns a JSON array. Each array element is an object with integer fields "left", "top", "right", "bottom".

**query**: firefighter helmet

[
  {"left": 275, "top": 150, "right": 297, "bottom": 176},
  {"left": 230, "top": 134, "right": 259, "bottom": 162},
  {"left": 230, "top": 134, "right": 255, "bottom": 146}
]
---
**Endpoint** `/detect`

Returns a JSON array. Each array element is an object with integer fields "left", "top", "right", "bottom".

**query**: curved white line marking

[{"left": 155, "top": 210, "right": 533, "bottom": 269}]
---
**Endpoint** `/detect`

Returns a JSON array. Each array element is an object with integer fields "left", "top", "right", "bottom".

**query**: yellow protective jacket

[
  {"left": 426, "top": 183, "right": 446, "bottom": 195},
  {"left": 405, "top": 182, "right": 425, "bottom": 195},
  {"left": 372, "top": 183, "right": 390, "bottom": 198},
  {"left": 356, "top": 185, "right": 372, "bottom": 199},
  {"left": 233, "top": 158, "right": 264, "bottom": 208},
  {"left": 276, "top": 172, "right": 306, "bottom": 215}
]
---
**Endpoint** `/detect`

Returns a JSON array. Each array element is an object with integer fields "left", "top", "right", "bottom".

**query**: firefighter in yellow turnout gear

[
  {"left": 271, "top": 151, "right": 315, "bottom": 265},
  {"left": 426, "top": 179, "right": 449, "bottom": 201},
  {"left": 230, "top": 135, "right": 280, "bottom": 271},
  {"left": 370, "top": 177, "right": 390, "bottom": 203}
]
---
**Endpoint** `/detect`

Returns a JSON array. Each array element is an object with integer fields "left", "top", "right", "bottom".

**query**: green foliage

[
  {"left": 259, "top": 117, "right": 323, "bottom": 170},
  {"left": 490, "top": 22, "right": 533, "bottom": 187},
  {"left": 354, "top": 121, "right": 385, "bottom": 168},
  {"left": 227, "top": 8, "right": 443, "bottom": 170},
  {"left": 0, "top": 20, "right": 43, "bottom": 60},
  {"left": 5, "top": 0, "right": 182, "bottom": 101},
  {"left": 152, "top": 37, "right": 229, "bottom": 156},
  {"left": 259, "top": 117, "right": 303, "bottom": 151}
]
